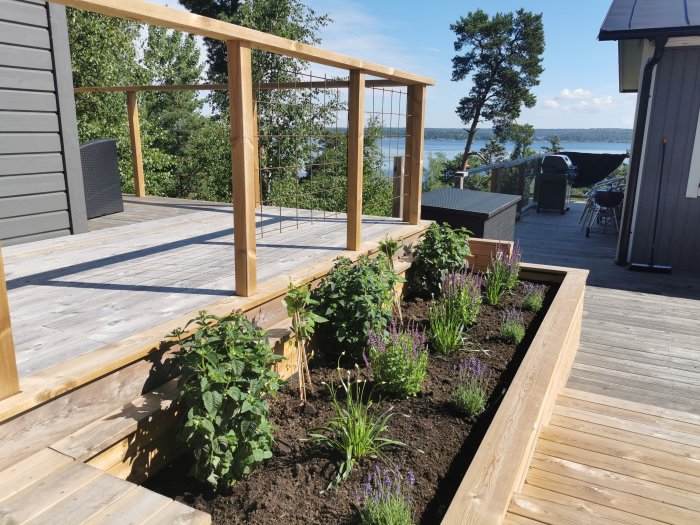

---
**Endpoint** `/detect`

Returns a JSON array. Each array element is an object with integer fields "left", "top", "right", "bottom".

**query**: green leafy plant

[
  {"left": 284, "top": 283, "right": 327, "bottom": 403},
  {"left": 308, "top": 367, "right": 405, "bottom": 488},
  {"left": 483, "top": 244, "right": 519, "bottom": 306},
  {"left": 313, "top": 255, "right": 401, "bottom": 359},
  {"left": 413, "top": 223, "right": 471, "bottom": 295},
  {"left": 453, "top": 357, "right": 491, "bottom": 417},
  {"left": 366, "top": 321, "right": 429, "bottom": 398},
  {"left": 428, "top": 298, "right": 464, "bottom": 354},
  {"left": 172, "top": 311, "right": 283, "bottom": 488},
  {"left": 521, "top": 282, "right": 545, "bottom": 312},
  {"left": 500, "top": 309, "right": 526, "bottom": 344},
  {"left": 441, "top": 270, "right": 483, "bottom": 326},
  {"left": 378, "top": 237, "right": 404, "bottom": 323},
  {"left": 360, "top": 466, "right": 415, "bottom": 525}
]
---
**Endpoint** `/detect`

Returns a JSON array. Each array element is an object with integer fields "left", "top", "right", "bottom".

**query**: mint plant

[
  {"left": 453, "top": 357, "right": 491, "bottom": 417},
  {"left": 413, "top": 222, "right": 471, "bottom": 295},
  {"left": 172, "top": 311, "right": 283, "bottom": 488},
  {"left": 308, "top": 367, "right": 405, "bottom": 488},
  {"left": 284, "top": 283, "right": 327, "bottom": 403},
  {"left": 500, "top": 309, "right": 526, "bottom": 344},
  {"left": 365, "top": 320, "right": 429, "bottom": 398},
  {"left": 313, "top": 255, "right": 401, "bottom": 359}
]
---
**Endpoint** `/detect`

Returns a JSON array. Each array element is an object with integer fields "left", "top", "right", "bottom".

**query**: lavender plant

[
  {"left": 453, "top": 357, "right": 491, "bottom": 417},
  {"left": 441, "top": 270, "right": 483, "bottom": 326},
  {"left": 483, "top": 244, "right": 521, "bottom": 305},
  {"left": 521, "top": 282, "right": 546, "bottom": 312},
  {"left": 500, "top": 309, "right": 526, "bottom": 344},
  {"left": 308, "top": 366, "right": 405, "bottom": 488},
  {"left": 365, "top": 321, "right": 429, "bottom": 398},
  {"left": 359, "top": 466, "right": 415, "bottom": 525},
  {"left": 428, "top": 297, "right": 464, "bottom": 354}
]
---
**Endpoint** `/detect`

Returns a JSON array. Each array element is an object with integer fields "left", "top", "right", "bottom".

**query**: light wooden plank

[
  {"left": 0, "top": 247, "right": 19, "bottom": 400},
  {"left": 50, "top": 0, "right": 434, "bottom": 85},
  {"left": 510, "top": 491, "right": 635, "bottom": 525},
  {"left": 228, "top": 39, "right": 257, "bottom": 297},
  {"left": 531, "top": 452, "right": 700, "bottom": 514},
  {"left": 0, "top": 448, "right": 72, "bottom": 503},
  {"left": 346, "top": 69, "right": 365, "bottom": 251},
  {"left": 525, "top": 468, "right": 700, "bottom": 524},
  {"left": 141, "top": 500, "right": 211, "bottom": 525},
  {"left": 83, "top": 486, "right": 172, "bottom": 525},
  {"left": 126, "top": 92, "right": 145, "bottom": 198},
  {"left": 503, "top": 513, "right": 549, "bottom": 525}
]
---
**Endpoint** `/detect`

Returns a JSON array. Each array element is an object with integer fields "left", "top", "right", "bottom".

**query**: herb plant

[
  {"left": 172, "top": 311, "right": 283, "bottom": 488},
  {"left": 313, "top": 255, "right": 401, "bottom": 359},
  {"left": 413, "top": 222, "right": 471, "bottom": 295},
  {"left": 500, "top": 309, "right": 526, "bottom": 344},
  {"left": 483, "top": 244, "right": 519, "bottom": 306},
  {"left": 441, "top": 270, "right": 483, "bottom": 326},
  {"left": 378, "top": 237, "right": 404, "bottom": 323},
  {"left": 284, "top": 283, "right": 327, "bottom": 403},
  {"left": 308, "top": 367, "right": 405, "bottom": 488},
  {"left": 365, "top": 321, "right": 429, "bottom": 398},
  {"left": 360, "top": 466, "right": 415, "bottom": 525},
  {"left": 428, "top": 297, "right": 464, "bottom": 354},
  {"left": 521, "top": 282, "right": 545, "bottom": 312},
  {"left": 453, "top": 357, "right": 491, "bottom": 417}
]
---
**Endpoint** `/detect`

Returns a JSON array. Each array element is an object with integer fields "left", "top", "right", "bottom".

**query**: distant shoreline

[{"left": 423, "top": 128, "right": 633, "bottom": 143}]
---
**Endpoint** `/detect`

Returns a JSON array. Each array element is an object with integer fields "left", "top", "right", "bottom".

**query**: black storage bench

[{"left": 421, "top": 188, "right": 521, "bottom": 240}]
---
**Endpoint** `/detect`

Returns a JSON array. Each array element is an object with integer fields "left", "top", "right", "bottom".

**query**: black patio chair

[{"left": 585, "top": 189, "right": 624, "bottom": 238}]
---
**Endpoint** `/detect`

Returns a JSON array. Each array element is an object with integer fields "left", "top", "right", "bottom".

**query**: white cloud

[
  {"left": 558, "top": 88, "right": 592, "bottom": 100},
  {"left": 543, "top": 99, "right": 561, "bottom": 109}
]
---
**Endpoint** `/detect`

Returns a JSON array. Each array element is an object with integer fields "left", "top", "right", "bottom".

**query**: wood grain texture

[
  {"left": 346, "top": 70, "right": 365, "bottom": 251},
  {"left": 50, "top": 0, "right": 434, "bottom": 86},
  {"left": 405, "top": 84, "right": 426, "bottom": 224},
  {"left": 126, "top": 92, "right": 145, "bottom": 198},
  {"left": 228, "top": 40, "right": 257, "bottom": 296},
  {"left": 0, "top": 247, "right": 19, "bottom": 400}
]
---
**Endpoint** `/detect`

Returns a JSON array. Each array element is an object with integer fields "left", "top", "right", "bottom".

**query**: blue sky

[{"left": 155, "top": 0, "right": 635, "bottom": 129}]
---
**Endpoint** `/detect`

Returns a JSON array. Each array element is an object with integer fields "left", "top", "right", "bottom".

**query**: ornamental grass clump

[
  {"left": 359, "top": 466, "right": 415, "bottom": 525},
  {"left": 521, "top": 282, "right": 546, "bottom": 312},
  {"left": 313, "top": 255, "right": 401, "bottom": 360},
  {"left": 413, "top": 222, "right": 471, "bottom": 296},
  {"left": 441, "top": 269, "right": 483, "bottom": 326},
  {"left": 483, "top": 243, "right": 521, "bottom": 305},
  {"left": 365, "top": 320, "right": 429, "bottom": 398},
  {"left": 309, "top": 366, "right": 405, "bottom": 488},
  {"left": 453, "top": 357, "right": 491, "bottom": 417},
  {"left": 428, "top": 297, "right": 464, "bottom": 355},
  {"left": 500, "top": 309, "right": 526, "bottom": 344},
  {"left": 172, "top": 311, "right": 283, "bottom": 488}
]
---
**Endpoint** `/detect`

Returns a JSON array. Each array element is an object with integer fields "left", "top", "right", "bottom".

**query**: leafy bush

[
  {"left": 313, "top": 255, "right": 401, "bottom": 358},
  {"left": 441, "top": 270, "right": 483, "bottom": 326},
  {"left": 173, "top": 311, "right": 283, "bottom": 488},
  {"left": 309, "top": 368, "right": 405, "bottom": 487},
  {"left": 453, "top": 357, "right": 491, "bottom": 417},
  {"left": 413, "top": 223, "right": 471, "bottom": 295},
  {"left": 428, "top": 298, "right": 464, "bottom": 354},
  {"left": 521, "top": 282, "right": 545, "bottom": 312},
  {"left": 483, "top": 244, "right": 519, "bottom": 306},
  {"left": 365, "top": 321, "right": 429, "bottom": 398},
  {"left": 500, "top": 309, "right": 526, "bottom": 344},
  {"left": 360, "top": 466, "right": 415, "bottom": 525}
]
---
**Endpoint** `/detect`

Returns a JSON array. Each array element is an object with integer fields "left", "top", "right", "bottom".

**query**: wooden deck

[
  {"left": 505, "top": 203, "right": 700, "bottom": 524},
  {"left": 4, "top": 196, "right": 409, "bottom": 377}
]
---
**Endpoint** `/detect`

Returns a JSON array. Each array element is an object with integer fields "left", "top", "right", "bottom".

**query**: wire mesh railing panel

[{"left": 255, "top": 69, "right": 349, "bottom": 237}]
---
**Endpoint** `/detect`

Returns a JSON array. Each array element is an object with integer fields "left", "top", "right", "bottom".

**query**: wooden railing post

[
  {"left": 347, "top": 69, "right": 365, "bottom": 251},
  {"left": 0, "top": 246, "right": 19, "bottom": 400},
  {"left": 126, "top": 91, "right": 145, "bottom": 197},
  {"left": 228, "top": 40, "right": 257, "bottom": 297},
  {"left": 392, "top": 156, "right": 405, "bottom": 218},
  {"left": 404, "top": 84, "right": 426, "bottom": 224}
]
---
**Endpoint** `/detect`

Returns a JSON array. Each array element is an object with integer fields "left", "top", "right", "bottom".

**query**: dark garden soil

[{"left": 145, "top": 281, "right": 557, "bottom": 525}]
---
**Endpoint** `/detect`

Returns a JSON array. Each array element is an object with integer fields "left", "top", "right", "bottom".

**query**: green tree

[
  {"left": 497, "top": 122, "right": 536, "bottom": 160},
  {"left": 542, "top": 135, "right": 563, "bottom": 153},
  {"left": 479, "top": 137, "right": 507, "bottom": 164},
  {"left": 450, "top": 9, "right": 544, "bottom": 169}
]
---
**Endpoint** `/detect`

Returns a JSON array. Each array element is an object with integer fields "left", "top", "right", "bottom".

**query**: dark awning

[
  {"left": 599, "top": 0, "right": 700, "bottom": 40},
  {"left": 561, "top": 152, "right": 628, "bottom": 188}
]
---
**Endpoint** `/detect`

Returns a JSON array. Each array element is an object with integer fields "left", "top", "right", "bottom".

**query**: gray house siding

[
  {"left": 630, "top": 47, "right": 700, "bottom": 273},
  {"left": 0, "top": 0, "right": 87, "bottom": 246}
]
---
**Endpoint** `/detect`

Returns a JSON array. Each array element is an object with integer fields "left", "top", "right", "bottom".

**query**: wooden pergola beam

[
  {"left": 0, "top": 247, "right": 19, "bottom": 401},
  {"left": 346, "top": 70, "right": 366, "bottom": 251},
  {"left": 404, "top": 84, "right": 426, "bottom": 225},
  {"left": 51, "top": 0, "right": 434, "bottom": 86},
  {"left": 126, "top": 92, "right": 145, "bottom": 197}
]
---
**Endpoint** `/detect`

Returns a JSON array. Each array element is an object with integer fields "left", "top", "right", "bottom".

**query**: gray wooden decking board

[
  {"left": 515, "top": 202, "right": 700, "bottom": 413},
  {"left": 4, "top": 197, "right": 404, "bottom": 377}
]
